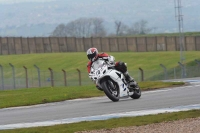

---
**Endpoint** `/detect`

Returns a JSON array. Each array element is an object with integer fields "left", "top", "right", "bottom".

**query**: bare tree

[
  {"left": 92, "top": 18, "right": 106, "bottom": 37},
  {"left": 51, "top": 24, "right": 66, "bottom": 37},
  {"left": 65, "top": 21, "right": 76, "bottom": 37},
  {"left": 62, "top": 18, "right": 90, "bottom": 37},
  {"left": 115, "top": 20, "right": 122, "bottom": 36},
  {"left": 51, "top": 17, "right": 106, "bottom": 37},
  {"left": 139, "top": 20, "right": 151, "bottom": 34},
  {"left": 85, "top": 18, "right": 93, "bottom": 37},
  {"left": 128, "top": 20, "right": 152, "bottom": 35},
  {"left": 114, "top": 20, "right": 129, "bottom": 36},
  {"left": 52, "top": 18, "right": 153, "bottom": 37}
]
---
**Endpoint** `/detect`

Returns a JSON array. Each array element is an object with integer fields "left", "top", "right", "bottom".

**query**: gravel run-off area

[{"left": 77, "top": 117, "right": 200, "bottom": 133}]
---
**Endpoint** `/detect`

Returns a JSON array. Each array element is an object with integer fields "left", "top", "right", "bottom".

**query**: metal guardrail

[{"left": 0, "top": 63, "right": 200, "bottom": 90}]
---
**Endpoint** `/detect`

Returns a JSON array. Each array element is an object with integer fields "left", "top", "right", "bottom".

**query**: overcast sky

[{"left": 0, "top": 0, "right": 55, "bottom": 4}]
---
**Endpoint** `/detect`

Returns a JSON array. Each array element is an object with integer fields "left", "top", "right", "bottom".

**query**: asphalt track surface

[{"left": 0, "top": 79, "right": 200, "bottom": 129}]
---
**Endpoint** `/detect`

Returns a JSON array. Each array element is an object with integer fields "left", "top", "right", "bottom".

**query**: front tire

[{"left": 101, "top": 79, "right": 119, "bottom": 102}]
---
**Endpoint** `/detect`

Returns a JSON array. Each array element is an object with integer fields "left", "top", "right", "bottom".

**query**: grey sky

[{"left": 0, "top": 0, "right": 55, "bottom": 4}]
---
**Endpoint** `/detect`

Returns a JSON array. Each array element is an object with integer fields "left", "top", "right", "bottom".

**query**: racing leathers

[{"left": 87, "top": 52, "right": 137, "bottom": 91}]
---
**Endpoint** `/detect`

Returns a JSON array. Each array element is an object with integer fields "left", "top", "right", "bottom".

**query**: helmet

[{"left": 87, "top": 48, "right": 98, "bottom": 62}]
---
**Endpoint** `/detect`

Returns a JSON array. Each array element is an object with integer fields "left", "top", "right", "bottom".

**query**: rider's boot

[{"left": 124, "top": 72, "right": 138, "bottom": 91}]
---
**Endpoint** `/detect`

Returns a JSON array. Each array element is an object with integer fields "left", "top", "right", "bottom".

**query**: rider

[{"left": 86, "top": 47, "right": 137, "bottom": 91}]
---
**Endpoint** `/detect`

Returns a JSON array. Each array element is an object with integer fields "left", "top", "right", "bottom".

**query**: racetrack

[{"left": 0, "top": 80, "right": 200, "bottom": 130}]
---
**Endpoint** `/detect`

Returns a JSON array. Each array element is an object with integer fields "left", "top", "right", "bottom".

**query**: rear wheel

[
  {"left": 101, "top": 79, "right": 119, "bottom": 102},
  {"left": 130, "top": 85, "right": 141, "bottom": 99}
]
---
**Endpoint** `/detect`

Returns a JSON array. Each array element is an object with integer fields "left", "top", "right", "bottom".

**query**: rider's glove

[{"left": 107, "top": 55, "right": 115, "bottom": 66}]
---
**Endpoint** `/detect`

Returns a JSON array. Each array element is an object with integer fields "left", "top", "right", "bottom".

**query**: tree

[
  {"left": 114, "top": 20, "right": 129, "bottom": 36},
  {"left": 51, "top": 24, "right": 66, "bottom": 37},
  {"left": 92, "top": 18, "right": 106, "bottom": 37},
  {"left": 51, "top": 17, "right": 106, "bottom": 37},
  {"left": 115, "top": 21, "right": 121, "bottom": 36},
  {"left": 128, "top": 20, "right": 152, "bottom": 35},
  {"left": 65, "top": 21, "right": 77, "bottom": 37}
]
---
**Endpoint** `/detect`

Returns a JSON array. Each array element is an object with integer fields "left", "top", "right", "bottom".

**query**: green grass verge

[
  {"left": 0, "top": 51, "right": 200, "bottom": 72},
  {"left": 0, "top": 109, "right": 199, "bottom": 133},
  {"left": 0, "top": 51, "right": 199, "bottom": 85},
  {"left": 126, "top": 31, "right": 200, "bottom": 37},
  {"left": 0, "top": 81, "right": 185, "bottom": 109}
]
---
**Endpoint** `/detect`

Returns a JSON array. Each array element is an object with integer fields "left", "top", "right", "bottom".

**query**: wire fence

[{"left": 0, "top": 64, "right": 200, "bottom": 90}]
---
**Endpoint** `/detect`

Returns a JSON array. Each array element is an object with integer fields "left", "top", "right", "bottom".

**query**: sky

[
  {"left": 0, "top": 0, "right": 199, "bottom": 36},
  {"left": 0, "top": 0, "right": 55, "bottom": 4}
]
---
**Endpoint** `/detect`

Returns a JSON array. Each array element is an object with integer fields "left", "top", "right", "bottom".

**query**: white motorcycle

[{"left": 89, "top": 59, "right": 141, "bottom": 102}]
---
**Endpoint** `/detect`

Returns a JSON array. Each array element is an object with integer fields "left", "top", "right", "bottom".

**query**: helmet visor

[{"left": 87, "top": 51, "right": 97, "bottom": 61}]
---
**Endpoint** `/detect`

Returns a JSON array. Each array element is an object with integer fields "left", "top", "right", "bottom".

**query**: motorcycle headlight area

[
  {"left": 89, "top": 65, "right": 108, "bottom": 81},
  {"left": 96, "top": 70, "right": 101, "bottom": 78},
  {"left": 89, "top": 75, "right": 97, "bottom": 81},
  {"left": 97, "top": 67, "right": 107, "bottom": 76}
]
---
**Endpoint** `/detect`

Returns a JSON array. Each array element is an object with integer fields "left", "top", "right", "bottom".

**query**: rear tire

[
  {"left": 101, "top": 79, "right": 119, "bottom": 102},
  {"left": 130, "top": 85, "right": 141, "bottom": 99}
]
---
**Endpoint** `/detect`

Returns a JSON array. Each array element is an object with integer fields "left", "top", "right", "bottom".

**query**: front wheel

[
  {"left": 101, "top": 79, "right": 119, "bottom": 102},
  {"left": 130, "top": 85, "right": 141, "bottom": 99}
]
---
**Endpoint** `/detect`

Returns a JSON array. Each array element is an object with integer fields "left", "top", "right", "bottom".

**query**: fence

[
  {"left": 0, "top": 63, "right": 200, "bottom": 90},
  {"left": 0, "top": 66, "right": 93, "bottom": 90},
  {"left": 0, "top": 36, "right": 200, "bottom": 55}
]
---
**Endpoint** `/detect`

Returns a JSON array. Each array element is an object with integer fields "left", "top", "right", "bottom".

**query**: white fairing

[{"left": 89, "top": 59, "right": 133, "bottom": 97}]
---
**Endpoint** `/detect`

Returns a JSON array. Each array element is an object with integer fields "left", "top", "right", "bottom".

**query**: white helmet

[{"left": 86, "top": 48, "right": 98, "bottom": 62}]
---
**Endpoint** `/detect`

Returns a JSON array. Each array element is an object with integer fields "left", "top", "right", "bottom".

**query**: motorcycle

[{"left": 89, "top": 59, "right": 141, "bottom": 102}]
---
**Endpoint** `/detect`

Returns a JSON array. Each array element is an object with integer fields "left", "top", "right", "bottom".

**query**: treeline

[{"left": 51, "top": 17, "right": 152, "bottom": 37}]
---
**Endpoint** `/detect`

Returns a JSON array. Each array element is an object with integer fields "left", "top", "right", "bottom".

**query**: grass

[
  {"left": 0, "top": 81, "right": 185, "bottom": 109},
  {"left": 0, "top": 85, "right": 102, "bottom": 109},
  {"left": 0, "top": 109, "right": 199, "bottom": 133},
  {"left": 0, "top": 51, "right": 200, "bottom": 84},
  {"left": 138, "top": 81, "right": 185, "bottom": 90},
  {"left": 126, "top": 31, "right": 200, "bottom": 37},
  {"left": 0, "top": 51, "right": 200, "bottom": 72}
]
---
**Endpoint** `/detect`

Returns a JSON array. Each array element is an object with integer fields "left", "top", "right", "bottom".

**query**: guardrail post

[
  {"left": 195, "top": 59, "right": 200, "bottom": 75},
  {"left": 76, "top": 69, "right": 81, "bottom": 86},
  {"left": 195, "top": 59, "right": 200, "bottom": 66},
  {"left": 160, "top": 64, "right": 168, "bottom": 80},
  {"left": 23, "top": 66, "right": 28, "bottom": 88},
  {"left": 0, "top": 65, "right": 4, "bottom": 90},
  {"left": 9, "top": 63, "right": 16, "bottom": 89},
  {"left": 174, "top": 67, "right": 177, "bottom": 79},
  {"left": 139, "top": 67, "right": 144, "bottom": 81},
  {"left": 178, "top": 62, "right": 186, "bottom": 78},
  {"left": 34, "top": 64, "right": 41, "bottom": 87},
  {"left": 62, "top": 69, "right": 67, "bottom": 86},
  {"left": 48, "top": 68, "right": 54, "bottom": 87}
]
